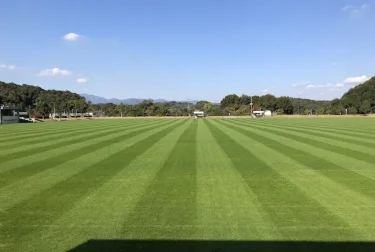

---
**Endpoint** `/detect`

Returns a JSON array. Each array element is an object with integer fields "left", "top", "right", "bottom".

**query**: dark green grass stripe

[
  {"left": 0, "top": 120, "right": 175, "bottom": 189},
  {"left": 0, "top": 120, "right": 162, "bottom": 162},
  {"left": 0, "top": 121, "right": 116, "bottom": 135},
  {"left": 248, "top": 120, "right": 375, "bottom": 142},
  {"left": 0, "top": 120, "right": 154, "bottom": 152},
  {"left": 122, "top": 120, "right": 198, "bottom": 237},
  {"left": 252, "top": 119, "right": 375, "bottom": 134},
  {"left": 234, "top": 119, "right": 375, "bottom": 149},
  {"left": 218, "top": 119, "right": 375, "bottom": 200},
  {"left": 230, "top": 119, "right": 375, "bottom": 165},
  {"left": 0, "top": 119, "right": 187, "bottom": 244},
  {"left": 205, "top": 120, "right": 355, "bottom": 239},
  {"left": 0, "top": 120, "right": 140, "bottom": 143}
]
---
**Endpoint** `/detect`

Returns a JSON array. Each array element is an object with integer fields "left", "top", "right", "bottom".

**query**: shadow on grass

[{"left": 69, "top": 239, "right": 375, "bottom": 252}]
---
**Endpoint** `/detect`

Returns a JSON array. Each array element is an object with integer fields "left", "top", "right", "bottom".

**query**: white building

[
  {"left": 264, "top": 110, "right": 272, "bottom": 117},
  {"left": 193, "top": 111, "right": 204, "bottom": 118}
]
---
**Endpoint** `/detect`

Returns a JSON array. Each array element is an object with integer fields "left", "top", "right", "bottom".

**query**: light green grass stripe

[
  {"left": 0, "top": 119, "right": 158, "bottom": 158},
  {"left": 0, "top": 120, "right": 126, "bottom": 140},
  {"left": 195, "top": 120, "right": 280, "bottom": 240},
  {"left": 0, "top": 119, "right": 170, "bottom": 175},
  {"left": 206, "top": 119, "right": 357, "bottom": 241},
  {"left": 220, "top": 120, "right": 375, "bottom": 200},
  {"left": 1, "top": 120, "right": 187, "bottom": 250},
  {"left": 9, "top": 120, "right": 192, "bottom": 252},
  {"left": 0, "top": 120, "right": 172, "bottom": 189},
  {"left": 249, "top": 120, "right": 375, "bottom": 146},
  {"left": 0, "top": 119, "right": 145, "bottom": 149},
  {"left": 120, "top": 120, "right": 198, "bottom": 239},
  {"left": 0, "top": 119, "right": 173, "bottom": 139},
  {"left": 252, "top": 118, "right": 375, "bottom": 133},
  {"left": 252, "top": 119, "right": 375, "bottom": 140},
  {"left": 0, "top": 120, "right": 183, "bottom": 212},
  {"left": 232, "top": 119, "right": 375, "bottom": 158},
  {"left": 212, "top": 119, "right": 375, "bottom": 240}
]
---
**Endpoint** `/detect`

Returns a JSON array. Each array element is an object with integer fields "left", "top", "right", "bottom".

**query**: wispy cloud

[
  {"left": 343, "top": 75, "right": 369, "bottom": 83},
  {"left": 262, "top": 89, "right": 269, "bottom": 94},
  {"left": 39, "top": 67, "right": 72, "bottom": 76},
  {"left": 292, "top": 81, "right": 310, "bottom": 87},
  {"left": 294, "top": 75, "right": 370, "bottom": 90},
  {"left": 63, "top": 33, "right": 81, "bottom": 41},
  {"left": 76, "top": 78, "right": 88, "bottom": 83},
  {"left": 0, "top": 64, "right": 16, "bottom": 70},
  {"left": 304, "top": 83, "right": 345, "bottom": 90},
  {"left": 342, "top": 3, "right": 370, "bottom": 16},
  {"left": 342, "top": 5, "right": 353, "bottom": 11}
]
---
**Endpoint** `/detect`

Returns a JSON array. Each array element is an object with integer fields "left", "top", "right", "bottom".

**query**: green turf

[{"left": 1, "top": 118, "right": 375, "bottom": 251}]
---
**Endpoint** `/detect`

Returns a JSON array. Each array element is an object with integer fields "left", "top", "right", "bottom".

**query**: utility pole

[{"left": 250, "top": 96, "right": 253, "bottom": 116}]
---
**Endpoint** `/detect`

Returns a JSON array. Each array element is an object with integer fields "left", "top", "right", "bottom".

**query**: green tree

[
  {"left": 220, "top": 94, "right": 240, "bottom": 108},
  {"left": 203, "top": 102, "right": 213, "bottom": 113},
  {"left": 359, "top": 100, "right": 371, "bottom": 114},
  {"left": 276, "top": 97, "right": 293, "bottom": 114}
]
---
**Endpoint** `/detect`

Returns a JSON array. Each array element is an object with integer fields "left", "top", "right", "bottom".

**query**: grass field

[{"left": 1, "top": 117, "right": 375, "bottom": 251}]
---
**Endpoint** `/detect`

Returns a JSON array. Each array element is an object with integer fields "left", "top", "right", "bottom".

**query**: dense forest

[{"left": 1, "top": 77, "right": 374, "bottom": 117}]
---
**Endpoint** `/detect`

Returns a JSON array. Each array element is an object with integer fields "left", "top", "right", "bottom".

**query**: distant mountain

[{"left": 81, "top": 93, "right": 197, "bottom": 105}]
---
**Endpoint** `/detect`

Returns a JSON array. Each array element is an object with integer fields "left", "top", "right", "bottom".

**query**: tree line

[{"left": 1, "top": 77, "right": 374, "bottom": 118}]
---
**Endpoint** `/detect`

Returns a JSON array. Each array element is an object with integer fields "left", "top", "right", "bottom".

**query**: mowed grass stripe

[
  {"left": 196, "top": 120, "right": 280, "bottom": 240},
  {"left": 232, "top": 119, "right": 375, "bottom": 162},
  {"left": 9, "top": 120, "right": 192, "bottom": 252},
  {"left": 0, "top": 119, "right": 147, "bottom": 149},
  {"left": 206, "top": 119, "right": 356, "bottom": 240},
  {"left": 0, "top": 119, "right": 170, "bottom": 174},
  {"left": 0, "top": 120, "right": 125, "bottom": 141},
  {"left": 253, "top": 119, "right": 375, "bottom": 141},
  {"left": 255, "top": 118, "right": 375, "bottom": 134},
  {"left": 211, "top": 120, "right": 375, "bottom": 239},
  {"left": 122, "top": 120, "right": 198, "bottom": 239},
  {"left": 219, "top": 120, "right": 375, "bottom": 201},
  {"left": 229, "top": 119, "right": 375, "bottom": 182},
  {"left": 1, "top": 119, "right": 187, "bottom": 246},
  {"left": 0, "top": 121, "right": 182, "bottom": 212},
  {"left": 0, "top": 119, "right": 162, "bottom": 162},
  {"left": 0, "top": 119, "right": 164, "bottom": 141},
  {"left": 249, "top": 120, "right": 375, "bottom": 147},
  {"left": 0, "top": 120, "right": 172, "bottom": 188}
]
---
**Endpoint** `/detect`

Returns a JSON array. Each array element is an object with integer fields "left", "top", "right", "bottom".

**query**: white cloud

[
  {"left": 343, "top": 75, "right": 369, "bottom": 83},
  {"left": 63, "top": 33, "right": 80, "bottom": 41},
  {"left": 305, "top": 83, "right": 345, "bottom": 90},
  {"left": 0, "top": 64, "right": 16, "bottom": 70},
  {"left": 76, "top": 78, "right": 88, "bottom": 83},
  {"left": 292, "top": 81, "right": 310, "bottom": 87},
  {"left": 262, "top": 89, "right": 269, "bottom": 94},
  {"left": 327, "top": 83, "right": 345, "bottom": 88},
  {"left": 343, "top": 4, "right": 370, "bottom": 16},
  {"left": 305, "top": 84, "right": 317, "bottom": 89},
  {"left": 39, "top": 67, "right": 72, "bottom": 76}
]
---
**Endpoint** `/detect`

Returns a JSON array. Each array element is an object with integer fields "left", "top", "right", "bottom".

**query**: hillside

[{"left": 340, "top": 77, "right": 375, "bottom": 114}]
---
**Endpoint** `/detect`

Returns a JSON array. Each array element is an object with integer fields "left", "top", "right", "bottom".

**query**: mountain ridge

[{"left": 81, "top": 93, "right": 198, "bottom": 105}]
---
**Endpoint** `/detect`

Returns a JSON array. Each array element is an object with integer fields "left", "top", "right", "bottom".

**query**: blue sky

[{"left": 1, "top": 0, "right": 374, "bottom": 102}]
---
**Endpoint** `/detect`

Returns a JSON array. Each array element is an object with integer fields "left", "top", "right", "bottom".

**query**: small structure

[
  {"left": 264, "top": 110, "right": 272, "bottom": 117},
  {"left": 193, "top": 111, "right": 204, "bottom": 118},
  {"left": 252, "top": 111, "right": 265, "bottom": 118},
  {"left": 0, "top": 106, "right": 20, "bottom": 124}
]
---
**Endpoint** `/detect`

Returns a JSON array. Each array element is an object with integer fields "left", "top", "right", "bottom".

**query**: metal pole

[{"left": 250, "top": 96, "right": 253, "bottom": 115}]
